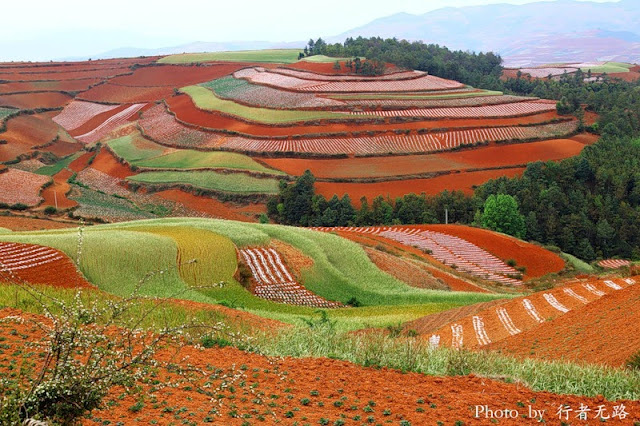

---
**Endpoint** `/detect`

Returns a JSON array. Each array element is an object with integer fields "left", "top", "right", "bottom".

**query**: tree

[
  {"left": 481, "top": 194, "right": 526, "bottom": 239},
  {"left": 333, "top": 61, "right": 341, "bottom": 71}
]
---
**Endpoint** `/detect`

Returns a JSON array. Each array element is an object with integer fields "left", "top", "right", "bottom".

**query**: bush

[
  {"left": 44, "top": 206, "right": 57, "bottom": 215},
  {"left": 10, "top": 203, "right": 28, "bottom": 211}
]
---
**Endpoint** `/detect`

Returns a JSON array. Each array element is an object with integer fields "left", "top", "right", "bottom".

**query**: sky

[{"left": 0, "top": 0, "right": 620, "bottom": 61}]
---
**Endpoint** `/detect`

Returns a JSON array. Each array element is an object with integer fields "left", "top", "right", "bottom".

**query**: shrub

[{"left": 44, "top": 206, "right": 57, "bottom": 215}]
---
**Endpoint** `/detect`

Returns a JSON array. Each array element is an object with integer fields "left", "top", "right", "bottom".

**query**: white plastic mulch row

[
  {"left": 351, "top": 101, "right": 555, "bottom": 119},
  {"left": 52, "top": 101, "right": 119, "bottom": 132},
  {"left": 240, "top": 247, "right": 342, "bottom": 308},
  {"left": 0, "top": 242, "right": 62, "bottom": 272},
  {"left": 76, "top": 103, "right": 146, "bottom": 143},
  {"left": 598, "top": 259, "right": 632, "bottom": 269}
]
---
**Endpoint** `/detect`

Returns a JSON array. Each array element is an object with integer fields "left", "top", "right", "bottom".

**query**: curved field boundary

[
  {"left": 339, "top": 94, "right": 533, "bottom": 109},
  {"left": 235, "top": 67, "right": 466, "bottom": 93},
  {"left": 219, "top": 121, "right": 578, "bottom": 156},
  {"left": 428, "top": 277, "right": 637, "bottom": 350},
  {"left": 240, "top": 247, "right": 343, "bottom": 308},
  {"left": 351, "top": 100, "right": 556, "bottom": 119},
  {"left": 315, "top": 226, "right": 521, "bottom": 286},
  {"left": 0, "top": 241, "right": 92, "bottom": 288},
  {"left": 270, "top": 67, "right": 427, "bottom": 82},
  {"left": 76, "top": 103, "right": 146, "bottom": 143},
  {"left": 53, "top": 101, "right": 120, "bottom": 131}
]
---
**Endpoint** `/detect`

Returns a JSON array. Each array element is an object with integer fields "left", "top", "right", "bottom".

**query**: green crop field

[
  {"left": 182, "top": 85, "right": 359, "bottom": 123},
  {"left": 580, "top": 62, "right": 633, "bottom": 74},
  {"left": 158, "top": 49, "right": 302, "bottom": 64},
  {"left": 0, "top": 218, "right": 507, "bottom": 330},
  {"left": 127, "top": 170, "right": 281, "bottom": 194},
  {"left": 35, "top": 152, "right": 82, "bottom": 176},
  {"left": 0, "top": 107, "right": 17, "bottom": 122},
  {"left": 299, "top": 55, "right": 362, "bottom": 63},
  {"left": 108, "top": 132, "right": 283, "bottom": 175}
]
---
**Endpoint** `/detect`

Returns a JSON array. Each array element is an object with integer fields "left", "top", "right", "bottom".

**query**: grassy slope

[
  {"left": 299, "top": 55, "right": 361, "bottom": 63},
  {"left": 108, "top": 133, "right": 284, "bottom": 175},
  {"left": 127, "top": 170, "right": 280, "bottom": 194},
  {"left": 35, "top": 152, "right": 82, "bottom": 176},
  {"left": 0, "top": 107, "right": 17, "bottom": 121},
  {"left": 182, "top": 85, "right": 349, "bottom": 123},
  {"left": 580, "top": 62, "right": 633, "bottom": 73},
  {"left": 158, "top": 49, "right": 301, "bottom": 64},
  {"left": 0, "top": 219, "right": 506, "bottom": 330}
]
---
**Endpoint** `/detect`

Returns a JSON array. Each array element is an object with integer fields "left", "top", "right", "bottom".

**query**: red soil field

[
  {"left": 421, "top": 224, "right": 565, "bottom": 279},
  {"left": 68, "top": 104, "right": 130, "bottom": 135},
  {"left": 41, "top": 169, "right": 78, "bottom": 210},
  {"left": 609, "top": 70, "right": 640, "bottom": 82},
  {"left": 109, "top": 63, "right": 252, "bottom": 87},
  {"left": 490, "top": 279, "right": 640, "bottom": 367},
  {"left": 0, "top": 114, "right": 59, "bottom": 162},
  {"left": 0, "top": 68, "right": 132, "bottom": 82},
  {"left": 89, "top": 149, "right": 135, "bottom": 179},
  {"left": 167, "top": 94, "right": 564, "bottom": 137},
  {"left": 0, "top": 243, "right": 92, "bottom": 289},
  {"left": 315, "top": 168, "right": 526, "bottom": 205},
  {"left": 0, "top": 92, "right": 71, "bottom": 109},
  {"left": 78, "top": 83, "right": 174, "bottom": 103},
  {"left": 155, "top": 189, "right": 265, "bottom": 222},
  {"left": 41, "top": 137, "right": 84, "bottom": 158},
  {"left": 262, "top": 137, "right": 589, "bottom": 179},
  {"left": 2, "top": 308, "right": 637, "bottom": 425},
  {"left": 0, "top": 79, "right": 101, "bottom": 94},
  {"left": 68, "top": 151, "right": 95, "bottom": 172},
  {"left": 0, "top": 215, "right": 76, "bottom": 231}
]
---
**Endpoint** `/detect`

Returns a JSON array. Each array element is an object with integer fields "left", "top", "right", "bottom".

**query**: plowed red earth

[
  {"left": 2, "top": 309, "right": 637, "bottom": 425},
  {"left": 609, "top": 71, "right": 640, "bottom": 82},
  {"left": 68, "top": 151, "right": 96, "bottom": 173},
  {"left": 0, "top": 215, "right": 76, "bottom": 231},
  {"left": 90, "top": 149, "right": 135, "bottom": 179},
  {"left": 41, "top": 138, "right": 83, "bottom": 158},
  {"left": 68, "top": 104, "right": 130, "bottom": 136},
  {"left": 0, "top": 79, "right": 101, "bottom": 94},
  {"left": 41, "top": 168, "right": 77, "bottom": 209},
  {"left": 405, "top": 299, "right": 507, "bottom": 334},
  {"left": 0, "top": 68, "right": 132, "bottom": 82},
  {"left": 365, "top": 246, "right": 449, "bottom": 290},
  {"left": 79, "top": 83, "right": 174, "bottom": 103},
  {"left": 489, "top": 279, "right": 640, "bottom": 367},
  {"left": 0, "top": 92, "right": 71, "bottom": 109},
  {"left": 315, "top": 168, "right": 526, "bottom": 205},
  {"left": 109, "top": 63, "right": 253, "bottom": 87},
  {"left": 422, "top": 224, "right": 565, "bottom": 279},
  {"left": 0, "top": 242, "right": 92, "bottom": 288},
  {"left": 262, "top": 137, "right": 588, "bottom": 179},
  {"left": 155, "top": 189, "right": 264, "bottom": 221},
  {"left": 167, "top": 94, "right": 563, "bottom": 137},
  {"left": 0, "top": 114, "right": 59, "bottom": 162}
]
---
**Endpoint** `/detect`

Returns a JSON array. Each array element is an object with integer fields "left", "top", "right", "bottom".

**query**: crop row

[
  {"left": 340, "top": 94, "right": 534, "bottom": 109},
  {"left": 430, "top": 277, "right": 636, "bottom": 349},
  {"left": 351, "top": 100, "right": 556, "bottom": 118},
  {"left": 76, "top": 103, "right": 146, "bottom": 143},
  {"left": 53, "top": 101, "right": 120, "bottom": 132},
  {"left": 0, "top": 169, "right": 50, "bottom": 206},
  {"left": 270, "top": 67, "right": 427, "bottom": 82},
  {"left": 598, "top": 259, "right": 631, "bottom": 269},
  {"left": 235, "top": 67, "right": 465, "bottom": 93},
  {"left": 240, "top": 247, "right": 342, "bottom": 308},
  {"left": 220, "top": 121, "right": 578, "bottom": 155}
]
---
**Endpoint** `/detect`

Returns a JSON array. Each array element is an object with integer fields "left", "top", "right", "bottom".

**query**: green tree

[{"left": 481, "top": 194, "right": 526, "bottom": 238}]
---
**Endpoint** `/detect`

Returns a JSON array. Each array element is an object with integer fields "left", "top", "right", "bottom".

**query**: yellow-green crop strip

[{"left": 158, "top": 49, "right": 302, "bottom": 64}]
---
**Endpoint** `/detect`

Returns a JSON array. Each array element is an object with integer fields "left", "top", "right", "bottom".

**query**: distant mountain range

[{"left": 76, "top": 0, "right": 638, "bottom": 66}]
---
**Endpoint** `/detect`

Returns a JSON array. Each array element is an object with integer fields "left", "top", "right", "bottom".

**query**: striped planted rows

[
  {"left": 0, "top": 169, "right": 50, "bottom": 206},
  {"left": 53, "top": 101, "right": 120, "bottom": 131},
  {"left": 75, "top": 103, "right": 146, "bottom": 143},
  {"left": 235, "top": 68, "right": 465, "bottom": 93},
  {"left": 315, "top": 226, "right": 521, "bottom": 285},
  {"left": 220, "top": 121, "right": 578, "bottom": 156},
  {"left": 239, "top": 247, "right": 342, "bottom": 308},
  {"left": 598, "top": 259, "right": 631, "bottom": 269},
  {"left": 0, "top": 242, "right": 93, "bottom": 288},
  {"left": 428, "top": 277, "right": 637, "bottom": 349},
  {"left": 269, "top": 68, "right": 427, "bottom": 81},
  {"left": 351, "top": 100, "right": 556, "bottom": 119}
]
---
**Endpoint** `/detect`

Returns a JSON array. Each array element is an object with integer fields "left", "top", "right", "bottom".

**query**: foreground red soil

[
  {"left": 316, "top": 168, "right": 526, "bottom": 205},
  {"left": 1, "top": 308, "right": 637, "bottom": 425},
  {"left": 490, "top": 277, "right": 640, "bottom": 367},
  {"left": 262, "top": 137, "right": 589, "bottom": 179}
]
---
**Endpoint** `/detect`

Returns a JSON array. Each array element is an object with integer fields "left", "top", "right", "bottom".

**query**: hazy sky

[{"left": 0, "top": 0, "right": 620, "bottom": 60}]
